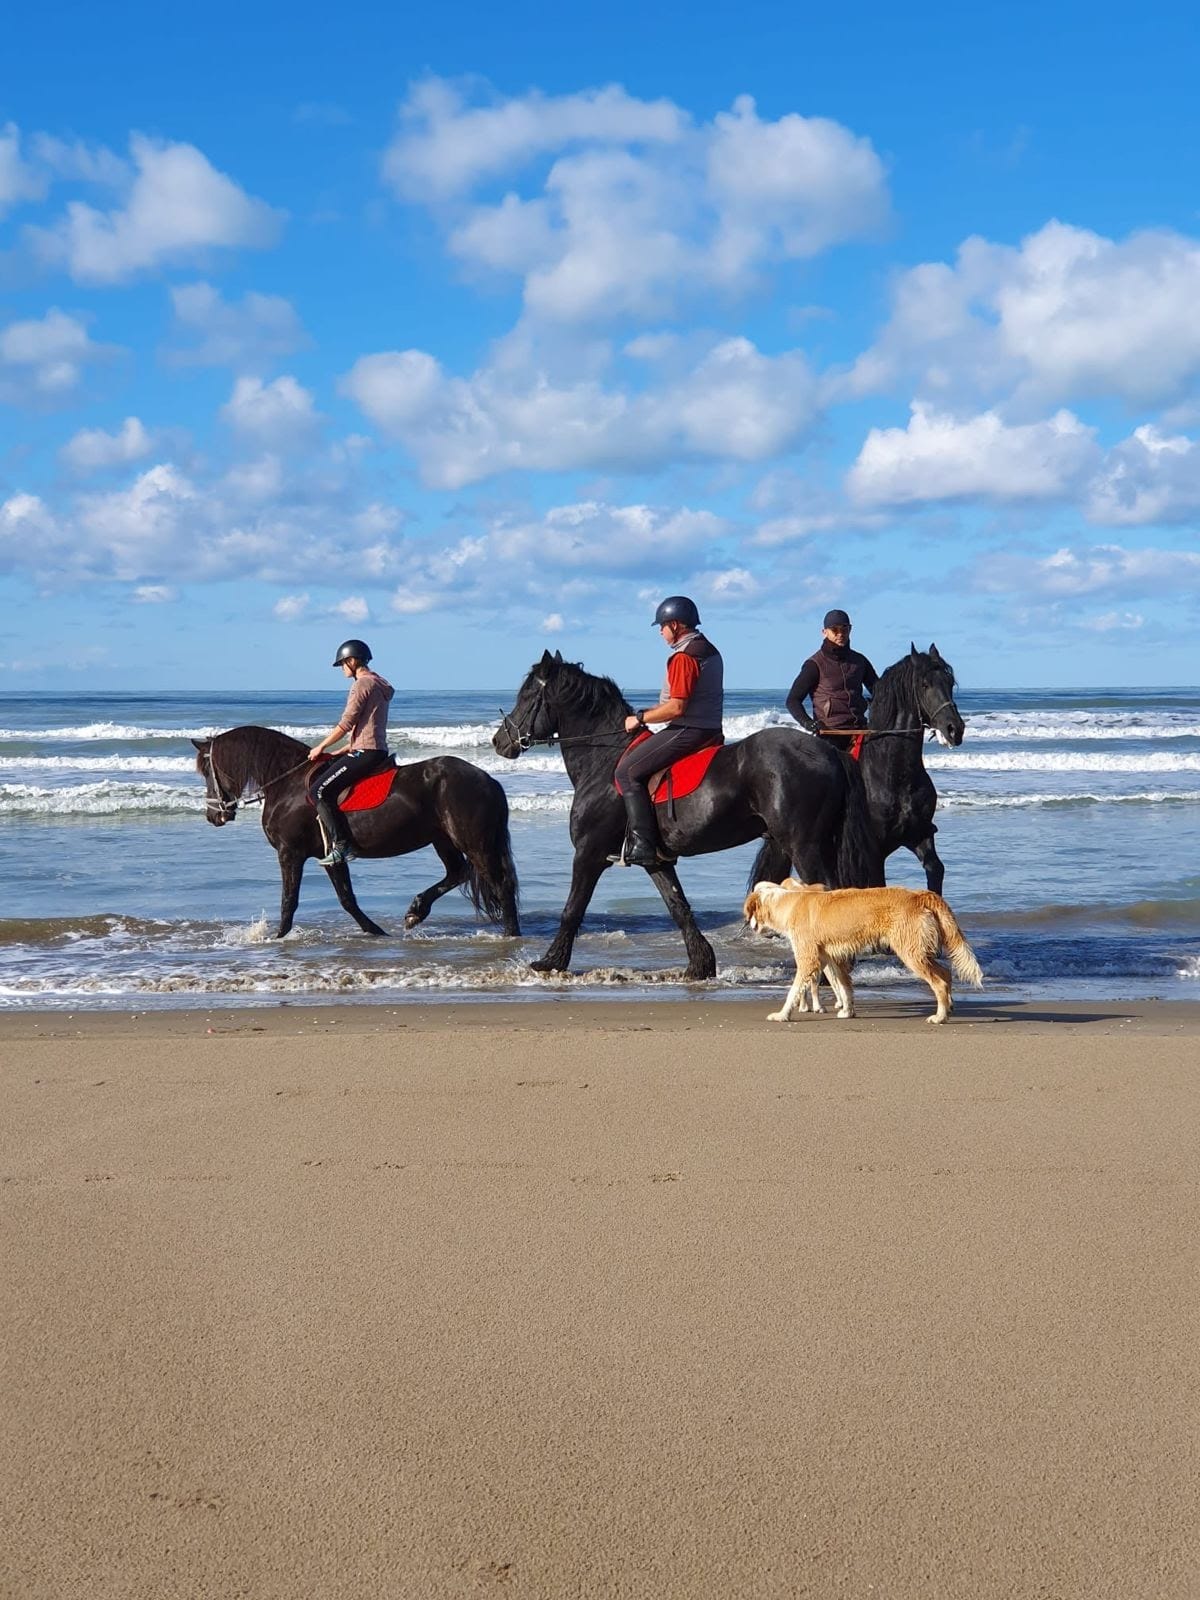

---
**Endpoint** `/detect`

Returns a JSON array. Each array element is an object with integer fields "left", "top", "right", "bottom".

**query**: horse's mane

[
  {"left": 207, "top": 724, "right": 310, "bottom": 793},
  {"left": 869, "top": 651, "right": 956, "bottom": 730},
  {"left": 543, "top": 659, "right": 632, "bottom": 723}
]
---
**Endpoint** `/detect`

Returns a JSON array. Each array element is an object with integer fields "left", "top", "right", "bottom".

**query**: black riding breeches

[
  {"left": 311, "top": 748, "right": 392, "bottom": 809},
  {"left": 615, "top": 726, "right": 721, "bottom": 795}
]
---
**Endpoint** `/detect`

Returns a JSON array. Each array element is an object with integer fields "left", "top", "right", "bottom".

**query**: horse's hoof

[
  {"left": 529, "top": 957, "right": 566, "bottom": 974},
  {"left": 403, "top": 910, "right": 425, "bottom": 930}
]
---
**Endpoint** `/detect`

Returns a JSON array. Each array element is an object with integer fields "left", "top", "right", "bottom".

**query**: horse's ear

[
  {"left": 191, "top": 738, "right": 207, "bottom": 750},
  {"left": 539, "top": 648, "right": 555, "bottom": 669},
  {"left": 929, "top": 642, "right": 942, "bottom": 661},
  {"left": 553, "top": 649, "right": 563, "bottom": 663},
  {"left": 910, "top": 642, "right": 919, "bottom": 659}
]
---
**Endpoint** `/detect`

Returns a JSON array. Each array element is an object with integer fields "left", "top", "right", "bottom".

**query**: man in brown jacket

[{"left": 308, "top": 639, "right": 395, "bottom": 866}]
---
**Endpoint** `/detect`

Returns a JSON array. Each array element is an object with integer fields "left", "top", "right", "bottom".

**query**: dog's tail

[{"left": 921, "top": 893, "right": 983, "bottom": 986}]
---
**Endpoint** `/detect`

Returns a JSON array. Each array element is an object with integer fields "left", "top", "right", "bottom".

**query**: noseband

[
  {"left": 499, "top": 678, "right": 551, "bottom": 751},
  {"left": 201, "top": 741, "right": 239, "bottom": 821}
]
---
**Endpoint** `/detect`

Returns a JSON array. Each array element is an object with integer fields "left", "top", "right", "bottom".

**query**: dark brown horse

[{"left": 194, "top": 725, "right": 520, "bottom": 938}]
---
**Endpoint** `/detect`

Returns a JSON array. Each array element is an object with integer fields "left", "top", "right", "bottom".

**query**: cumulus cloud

[
  {"left": 0, "top": 123, "right": 46, "bottom": 217},
  {"left": 220, "top": 375, "right": 319, "bottom": 449},
  {"left": 59, "top": 416, "right": 153, "bottom": 473},
  {"left": 383, "top": 78, "right": 887, "bottom": 324},
  {"left": 846, "top": 403, "right": 1100, "bottom": 506},
  {"left": 131, "top": 584, "right": 177, "bottom": 604},
  {"left": 970, "top": 542, "right": 1200, "bottom": 600},
  {"left": 1086, "top": 424, "right": 1200, "bottom": 526},
  {"left": 165, "top": 282, "right": 308, "bottom": 369},
  {"left": 341, "top": 335, "right": 819, "bottom": 487},
  {"left": 0, "top": 455, "right": 408, "bottom": 588},
  {"left": 25, "top": 134, "right": 282, "bottom": 284},
  {"left": 0, "top": 309, "right": 116, "bottom": 405},
  {"left": 848, "top": 220, "right": 1200, "bottom": 412}
]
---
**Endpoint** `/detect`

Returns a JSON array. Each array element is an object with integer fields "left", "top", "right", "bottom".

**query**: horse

[
  {"left": 492, "top": 651, "right": 881, "bottom": 980},
  {"left": 193, "top": 726, "right": 520, "bottom": 939},
  {"left": 749, "top": 644, "right": 965, "bottom": 895}
]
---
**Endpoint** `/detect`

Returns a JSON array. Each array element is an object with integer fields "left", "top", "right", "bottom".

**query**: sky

[{"left": 2, "top": 0, "right": 1199, "bottom": 691}]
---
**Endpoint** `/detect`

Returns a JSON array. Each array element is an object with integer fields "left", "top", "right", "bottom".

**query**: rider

[
  {"left": 307, "top": 639, "right": 395, "bottom": 866},
  {"left": 787, "top": 608, "right": 878, "bottom": 753},
  {"left": 611, "top": 596, "right": 724, "bottom": 868}
]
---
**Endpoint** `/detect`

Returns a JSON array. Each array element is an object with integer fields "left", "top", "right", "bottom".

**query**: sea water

[{"left": 0, "top": 686, "right": 1197, "bottom": 1008}]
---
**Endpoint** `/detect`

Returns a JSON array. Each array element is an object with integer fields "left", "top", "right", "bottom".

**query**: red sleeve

[{"left": 666, "top": 652, "right": 701, "bottom": 702}]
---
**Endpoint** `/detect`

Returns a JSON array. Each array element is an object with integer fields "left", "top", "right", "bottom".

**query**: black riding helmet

[
  {"left": 332, "top": 638, "right": 372, "bottom": 667},
  {"left": 652, "top": 595, "right": 700, "bottom": 629}
]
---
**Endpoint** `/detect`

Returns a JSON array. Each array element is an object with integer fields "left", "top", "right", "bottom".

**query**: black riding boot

[
  {"left": 316, "top": 799, "right": 359, "bottom": 866},
  {"left": 610, "top": 783, "right": 674, "bottom": 868}
]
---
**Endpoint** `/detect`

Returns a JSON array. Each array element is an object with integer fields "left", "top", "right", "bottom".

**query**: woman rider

[{"left": 307, "top": 639, "right": 395, "bottom": 866}]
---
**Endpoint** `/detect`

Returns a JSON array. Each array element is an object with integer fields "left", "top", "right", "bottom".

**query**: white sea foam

[
  {"left": 0, "top": 721, "right": 222, "bottom": 743},
  {"left": 967, "top": 711, "right": 1200, "bottom": 741},
  {"left": 927, "top": 750, "right": 1200, "bottom": 774},
  {"left": 0, "top": 781, "right": 202, "bottom": 815},
  {"left": 938, "top": 788, "right": 1200, "bottom": 809},
  {"left": 0, "top": 754, "right": 198, "bottom": 773}
]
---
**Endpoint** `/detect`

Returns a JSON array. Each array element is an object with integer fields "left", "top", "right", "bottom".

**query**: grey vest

[{"left": 663, "top": 633, "right": 724, "bottom": 730}]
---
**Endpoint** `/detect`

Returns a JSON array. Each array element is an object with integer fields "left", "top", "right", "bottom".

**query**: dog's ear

[
  {"left": 783, "top": 876, "right": 803, "bottom": 889},
  {"left": 743, "top": 890, "right": 760, "bottom": 929}
]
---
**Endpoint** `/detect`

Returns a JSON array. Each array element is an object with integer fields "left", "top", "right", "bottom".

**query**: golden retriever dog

[{"left": 743, "top": 878, "right": 983, "bottom": 1024}]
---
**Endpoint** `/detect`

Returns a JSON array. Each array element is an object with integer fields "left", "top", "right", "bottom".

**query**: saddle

[
  {"left": 307, "top": 757, "right": 400, "bottom": 812},
  {"left": 614, "top": 730, "right": 725, "bottom": 811}
]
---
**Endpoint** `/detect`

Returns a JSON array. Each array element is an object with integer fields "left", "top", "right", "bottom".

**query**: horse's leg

[
  {"left": 276, "top": 848, "right": 304, "bottom": 938},
  {"left": 911, "top": 831, "right": 946, "bottom": 896},
  {"left": 324, "top": 860, "right": 388, "bottom": 937},
  {"left": 646, "top": 864, "right": 717, "bottom": 981},
  {"left": 404, "top": 838, "right": 467, "bottom": 930},
  {"left": 530, "top": 849, "right": 609, "bottom": 973}
]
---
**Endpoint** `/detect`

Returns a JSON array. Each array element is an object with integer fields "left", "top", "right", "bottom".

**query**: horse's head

[
  {"left": 192, "top": 736, "right": 239, "bottom": 825},
  {"left": 493, "top": 649, "right": 564, "bottom": 760},
  {"left": 909, "top": 643, "right": 964, "bottom": 747}
]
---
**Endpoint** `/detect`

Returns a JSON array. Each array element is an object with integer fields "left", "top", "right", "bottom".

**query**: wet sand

[{"left": 2, "top": 998, "right": 1198, "bottom": 1598}]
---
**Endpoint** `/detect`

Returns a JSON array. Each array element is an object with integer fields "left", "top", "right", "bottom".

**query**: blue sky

[{"left": 2, "top": 0, "right": 1198, "bottom": 690}]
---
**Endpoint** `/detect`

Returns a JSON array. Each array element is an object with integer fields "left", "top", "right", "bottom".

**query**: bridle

[
  {"left": 498, "top": 678, "right": 629, "bottom": 752},
  {"left": 199, "top": 737, "right": 313, "bottom": 819}
]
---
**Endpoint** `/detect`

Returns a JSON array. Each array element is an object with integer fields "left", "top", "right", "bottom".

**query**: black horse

[
  {"left": 492, "top": 651, "right": 880, "bottom": 980},
  {"left": 750, "top": 644, "right": 965, "bottom": 894},
  {"left": 194, "top": 726, "right": 520, "bottom": 939}
]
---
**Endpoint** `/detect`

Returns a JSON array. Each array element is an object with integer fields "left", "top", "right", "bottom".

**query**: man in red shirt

[{"left": 611, "top": 596, "right": 724, "bottom": 868}]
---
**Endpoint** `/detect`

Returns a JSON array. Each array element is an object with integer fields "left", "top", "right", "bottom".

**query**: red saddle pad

[
  {"left": 614, "top": 730, "right": 724, "bottom": 804},
  {"left": 308, "top": 761, "right": 399, "bottom": 812}
]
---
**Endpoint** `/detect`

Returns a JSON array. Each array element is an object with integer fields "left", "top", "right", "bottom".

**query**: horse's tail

[
  {"left": 921, "top": 893, "right": 983, "bottom": 986},
  {"left": 834, "top": 760, "right": 885, "bottom": 888},
  {"left": 461, "top": 779, "right": 521, "bottom": 932},
  {"left": 746, "top": 837, "right": 793, "bottom": 894}
]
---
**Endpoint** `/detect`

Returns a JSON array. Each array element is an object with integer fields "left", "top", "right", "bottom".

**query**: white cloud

[
  {"left": 1086, "top": 425, "right": 1200, "bottom": 526},
  {"left": 60, "top": 416, "right": 153, "bottom": 473},
  {"left": 26, "top": 134, "right": 282, "bottom": 284},
  {"left": 541, "top": 611, "right": 564, "bottom": 633},
  {"left": 849, "top": 220, "right": 1200, "bottom": 411},
  {"left": 332, "top": 596, "right": 369, "bottom": 623},
  {"left": 847, "top": 403, "right": 1100, "bottom": 506},
  {"left": 166, "top": 282, "right": 307, "bottom": 369},
  {"left": 220, "top": 375, "right": 319, "bottom": 449},
  {"left": 971, "top": 542, "right": 1200, "bottom": 600},
  {"left": 274, "top": 594, "right": 310, "bottom": 621},
  {"left": 1079, "top": 610, "right": 1144, "bottom": 632},
  {"left": 341, "top": 335, "right": 819, "bottom": 487},
  {"left": 0, "top": 123, "right": 46, "bottom": 217},
  {"left": 0, "top": 309, "right": 115, "bottom": 405},
  {"left": 383, "top": 79, "right": 687, "bottom": 200},
  {"left": 384, "top": 78, "right": 887, "bottom": 325},
  {"left": 131, "top": 584, "right": 177, "bottom": 604}
]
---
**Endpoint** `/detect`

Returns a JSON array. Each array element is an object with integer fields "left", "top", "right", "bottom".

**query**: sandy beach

[{"left": 2, "top": 997, "right": 1197, "bottom": 1599}]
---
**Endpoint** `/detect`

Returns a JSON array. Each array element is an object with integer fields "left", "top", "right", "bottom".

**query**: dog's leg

[
  {"left": 768, "top": 939, "right": 819, "bottom": 1022},
  {"left": 825, "top": 958, "right": 855, "bottom": 1019},
  {"left": 896, "top": 926, "right": 953, "bottom": 1022}
]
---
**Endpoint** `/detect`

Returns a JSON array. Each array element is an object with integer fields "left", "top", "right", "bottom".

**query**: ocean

[{"left": 1, "top": 686, "right": 1197, "bottom": 1009}]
